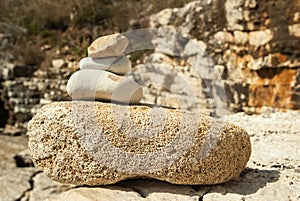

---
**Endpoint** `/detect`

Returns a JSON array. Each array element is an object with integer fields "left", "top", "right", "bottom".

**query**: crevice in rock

[
  {"left": 15, "top": 171, "right": 42, "bottom": 201},
  {"left": 113, "top": 181, "right": 149, "bottom": 198},
  {"left": 191, "top": 185, "right": 202, "bottom": 191},
  {"left": 131, "top": 187, "right": 148, "bottom": 198},
  {"left": 0, "top": 98, "right": 8, "bottom": 128},
  {"left": 14, "top": 150, "right": 34, "bottom": 168},
  {"left": 198, "top": 188, "right": 211, "bottom": 201}
]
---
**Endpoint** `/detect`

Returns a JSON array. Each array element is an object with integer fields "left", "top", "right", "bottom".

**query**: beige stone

[
  {"left": 66, "top": 69, "right": 143, "bottom": 104},
  {"left": 28, "top": 101, "right": 251, "bottom": 186},
  {"left": 289, "top": 23, "right": 300, "bottom": 37},
  {"left": 224, "top": 0, "right": 244, "bottom": 31},
  {"left": 28, "top": 173, "right": 73, "bottom": 201},
  {"left": 79, "top": 56, "right": 131, "bottom": 75},
  {"left": 233, "top": 31, "right": 248, "bottom": 45},
  {"left": 88, "top": 33, "right": 129, "bottom": 58},
  {"left": 149, "top": 8, "right": 173, "bottom": 27},
  {"left": 249, "top": 29, "right": 274, "bottom": 47},
  {"left": 214, "top": 31, "right": 234, "bottom": 44},
  {"left": 57, "top": 187, "right": 142, "bottom": 201},
  {"left": 51, "top": 59, "right": 65, "bottom": 68},
  {"left": 55, "top": 185, "right": 202, "bottom": 201}
]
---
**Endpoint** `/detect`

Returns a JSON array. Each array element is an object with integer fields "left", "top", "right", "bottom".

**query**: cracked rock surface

[{"left": 1, "top": 111, "right": 299, "bottom": 201}]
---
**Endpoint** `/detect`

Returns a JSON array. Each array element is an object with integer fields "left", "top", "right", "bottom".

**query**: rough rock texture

[
  {"left": 28, "top": 101, "right": 251, "bottom": 185},
  {"left": 52, "top": 110, "right": 300, "bottom": 201},
  {"left": 0, "top": 54, "right": 75, "bottom": 132},
  {"left": 200, "top": 111, "right": 300, "bottom": 201},
  {"left": 146, "top": 0, "right": 300, "bottom": 114},
  {"left": 1, "top": 111, "right": 299, "bottom": 200}
]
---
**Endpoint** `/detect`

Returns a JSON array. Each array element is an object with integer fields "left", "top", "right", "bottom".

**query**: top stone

[{"left": 88, "top": 33, "right": 129, "bottom": 58}]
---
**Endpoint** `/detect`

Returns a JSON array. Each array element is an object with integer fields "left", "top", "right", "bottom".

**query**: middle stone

[{"left": 79, "top": 56, "right": 131, "bottom": 75}]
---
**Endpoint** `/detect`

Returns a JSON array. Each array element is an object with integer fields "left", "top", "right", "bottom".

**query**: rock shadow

[
  {"left": 204, "top": 167, "right": 280, "bottom": 196},
  {"left": 114, "top": 178, "right": 209, "bottom": 198},
  {"left": 110, "top": 167, "right": 280, "bottom": 197}
]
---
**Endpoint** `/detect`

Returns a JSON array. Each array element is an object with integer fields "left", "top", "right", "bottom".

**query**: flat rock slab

[
  {"left": 28, "top": 101, "right": 251, "bottom": 186},
  {"left": 0, "top": 168, "right": 37, "bottom": 201},
  {"left": 55, "top": 183, "right": 205, "bottom": 201},
  {"left": 0, "top": 135, "right": 28, "bottom": 170},
  {"left": 26, "top": 172, "right": 74, "bottom": 201}
]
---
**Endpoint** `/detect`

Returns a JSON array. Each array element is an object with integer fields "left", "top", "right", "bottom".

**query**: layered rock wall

[
  {"left": 0, "top": 53, "right": 76, "bottom": 132},
  {"left": 149, "top": 0, "right": 300, "bottom": 113}
]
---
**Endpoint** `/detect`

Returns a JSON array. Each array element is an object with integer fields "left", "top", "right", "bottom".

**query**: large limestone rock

[{"left": 28, "top": 101, "right": 251, "bottom": 186}]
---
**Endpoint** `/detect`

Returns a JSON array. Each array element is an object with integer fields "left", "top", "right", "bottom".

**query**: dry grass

[{"left": 0, "top": 0, "right": 194, "bottom": 66}]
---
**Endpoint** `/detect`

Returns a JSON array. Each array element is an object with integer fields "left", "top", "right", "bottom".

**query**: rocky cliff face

[
  {"left": 0, "top": 52, "right": 76, "bottom": 132},
  {"left": 148, "top": 0, "right": 300, "bottom": 113},
  {"left": 0, "top": 0, "right": 299, "bottom": 132}
]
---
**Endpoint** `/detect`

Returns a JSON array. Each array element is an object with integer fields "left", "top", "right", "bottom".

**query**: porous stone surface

[
  {"left": 66, "top": 69, "right": 143, "bottom": 103},
  {"left": 1, "top": 111, "right": 299, "bottom": 201},
  {"left": 79, "top": 56, "right": 131, "bottom": 75},
  {"left": 87, "top": 33, "right": 129, "bottom": 58},
  {"left": 28, "top": 101, "right": 251, "bottom": 186}
]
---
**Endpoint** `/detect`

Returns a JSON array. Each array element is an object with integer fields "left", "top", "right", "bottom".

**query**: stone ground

[{"left": 0, "top": 111, "right": 299, "bottom": 201}]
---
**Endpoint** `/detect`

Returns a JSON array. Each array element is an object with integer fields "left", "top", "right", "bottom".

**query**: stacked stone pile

[
  {"left": 28, "top": 33, "right": 251, "bottom": 188},
  {"left": 67, "top": 33, "right": 143, "bottom": 104}
]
